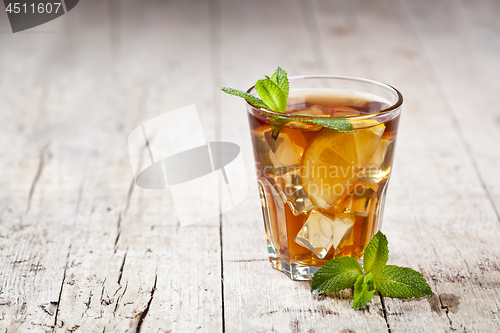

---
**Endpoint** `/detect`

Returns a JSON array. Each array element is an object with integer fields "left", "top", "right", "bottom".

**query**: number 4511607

[{"left": 6, "top": 3, "right": 62, "bottom": 14}]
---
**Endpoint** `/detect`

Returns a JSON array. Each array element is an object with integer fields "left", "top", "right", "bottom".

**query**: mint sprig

[
  {"left": 288, "top": 116, "right": 354, "bottom": 133},
  {"left": 220, "top": 67, "right": 289, "bottom": 114},
  {"left": 375, "top": 265, "right": 433, "bottom": 298},
  {"left": 219, "top": 87, "right": 268, "bottom": 109},
  {"left": 363, "top": 228, "right": 389, "bottom": 276},
  {"left": 353, "top": 272, "right": 376, "bottom": 309},
  {"left": 255, "top": 77, "right": 288, "bottom": 113},
  {"left": 311, "top": 256, "right": 363, "bottom": 294},
  {"left": 311, "top": 231, "right": 433, "bottom": 309},
  {"left": 270, "top": 67, "right": 289, "bottom": 101},
  {"left": 220, "top": 66, "right": 353, "bottom": 135}
]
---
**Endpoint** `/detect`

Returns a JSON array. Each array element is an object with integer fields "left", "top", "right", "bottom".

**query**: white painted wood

[
  {"left": 311, "top": 0, "right": 500, "bottom": 331},
  {"left": 218, "top": 0, "right": 387, "bottom": 332},
  {"left": 0, "top": 16, "right": 80, "bottom": 332},
  {"left": 0, "top": 1, "right": 223, "bottom": 332},
  {"left": 385, "top": 0, "right": 500, "bottom": 331},
  {"left": 1, "top": 0, "right": 500, "bottom": 332}
]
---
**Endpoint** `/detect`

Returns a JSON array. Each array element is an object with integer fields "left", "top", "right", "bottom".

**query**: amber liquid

[{"left": 248, "top": 90, "right": 400, "bottom": 268}]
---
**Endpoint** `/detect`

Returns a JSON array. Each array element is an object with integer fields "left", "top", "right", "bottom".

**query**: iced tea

[{"left": 247, "top": 78, "right": 402, "bottom": 280}]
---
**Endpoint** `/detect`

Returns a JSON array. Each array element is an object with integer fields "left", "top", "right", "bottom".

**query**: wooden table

[{"left": 1, "top": 0, "right": 499, "bottom": 332}]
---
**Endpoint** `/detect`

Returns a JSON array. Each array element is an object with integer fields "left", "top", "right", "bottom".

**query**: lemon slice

[{"left": 300, "top": 120, "right": 385, "bottom": 209}]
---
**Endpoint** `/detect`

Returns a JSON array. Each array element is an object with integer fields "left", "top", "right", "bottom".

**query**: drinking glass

[{"left": 246, "top": 76, "right": 403, "bottom": 280}]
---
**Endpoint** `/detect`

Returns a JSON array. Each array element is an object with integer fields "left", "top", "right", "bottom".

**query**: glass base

[
  {"left": 270, "top": 257, "right": 319, "bottom": 280},
  {"left": 269, "top": 257, "right": 364, "bottom": 280}
]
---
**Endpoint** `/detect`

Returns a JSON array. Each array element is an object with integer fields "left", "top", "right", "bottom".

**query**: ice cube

[
  {"left": 272, "top": 167, "right": 302, "bottom": 199},
  {"left": 250, "top": 127, "right": 304, "bottom": 172},
  {"left": 295, "top": 210, "right": 335, "bottom": 259},
  {"left": 287, "top": 189, "right": 315, "bottom": 216},
  {"left": 337, "top": 184, "right": 377, "bottom": 217},
  {"left": 360, "top": 138, "right": 394, "bottom": 183},
  {"left": 295, "top": 210, "right": 355, "bottom": 259},
  {"left": 269, "top": 168, "right": 315, "bottom": 215},
  {"left": 331, "top": 213, "right": 355, "bottom": 254}
]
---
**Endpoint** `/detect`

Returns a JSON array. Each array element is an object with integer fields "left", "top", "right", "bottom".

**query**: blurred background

[{"left": 1, "top": 0, "right": 498, "bottom": 200}]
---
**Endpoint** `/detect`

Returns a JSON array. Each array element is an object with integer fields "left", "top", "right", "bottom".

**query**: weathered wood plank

[
  {"left": 310, "top": 0, "right": 500, "bottom": 331},
  {"left": 401, "top": 0, "right": 500, "bottom": 216},
  {"left": 51, "top": 1, "right": 223, "bottom": 332},
  {"left": 1, "top": 0, "right": 223, "bottom": 332},
  {"left": 219, "top": 0, "right": 388, "bottom": 332},
  {"left": 0, "top": 15, "right": 81, "bottom": 332},
  {"left": 220, "top": 0, "right": 500, "bottom": 331},
  {"left": 388, "top": 0, "right": 500, "bottom": 331},
  {"left": 1, "top": 0, "right": 499, "bottom": 331}
]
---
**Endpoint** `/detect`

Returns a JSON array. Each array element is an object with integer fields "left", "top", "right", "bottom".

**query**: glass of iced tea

[{"left": 246, "top": 76, "right": 403, "bottom": 280}]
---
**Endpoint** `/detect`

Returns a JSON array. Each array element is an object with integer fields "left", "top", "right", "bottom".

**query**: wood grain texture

[
  {"left": 219, "top": 0, "right": 388, "bottom": 332},
  {"left": 312, "top": 0, "right": 500, "bottom": 331},
  {"left": 1, "top": 1, "right": 223, "bottom": 332},
  {"left": 0, "top": 0, "right": 499, "bottom": 332}
]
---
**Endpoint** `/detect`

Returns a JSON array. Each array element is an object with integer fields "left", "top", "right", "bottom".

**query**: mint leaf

[
  {"left": 271, "top": 66, "right": 289, "bottom": 101},
  {"left": 363, "top": 231, "right": 389, "bottom": 276},
  {"left": 309, "top": 231, "right": 432, "bottom": 309},
  {"left": 290, "top": 116, "right": 355, "bottom": 133},
  {"left": 311, "top": 256, "right": 363, "bottom": 294},
  {"left": 353, "top": 272, "right": 376, "bottom": 309},
  {"left": 374, "top": 265, "right": 433, "bottom": 298},
  {"left": 255, "top": 78, "right": 287, "bottom": 113},
  {"left": 220, "top": 87, "right": 268, "bottom": 109},
  {"left": 221, "top": 67, "right": 353, "bottom": 135}
]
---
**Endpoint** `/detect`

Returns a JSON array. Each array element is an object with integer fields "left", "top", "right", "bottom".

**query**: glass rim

[{"left": 245, "top": 75, "right": 403, "bottom": 120}]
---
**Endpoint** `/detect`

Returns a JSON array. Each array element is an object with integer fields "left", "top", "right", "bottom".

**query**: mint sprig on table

[
  {"left": 220, "top": 66, "right": 354, "bottom": 136},
  {"left": 311, "top": 231, "right": 433, "bottom": 309}
]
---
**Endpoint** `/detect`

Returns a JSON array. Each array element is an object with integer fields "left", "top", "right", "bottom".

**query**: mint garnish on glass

[
  {"left": 311, "top": 231, "right": 433, "bottom": 309},
  {"left": 220, "top": 66, "right": 354, "bottom": 137}
]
